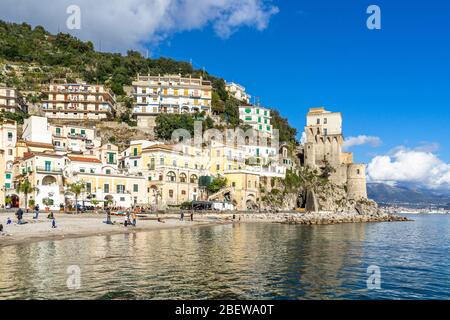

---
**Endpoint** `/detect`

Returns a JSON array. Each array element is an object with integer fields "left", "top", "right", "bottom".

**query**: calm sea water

[{"left": 0, "top": 214, "right": 449, "bottom": 300}]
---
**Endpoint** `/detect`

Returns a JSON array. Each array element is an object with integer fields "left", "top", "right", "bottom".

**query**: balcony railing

[{"left": 36, "top": 167, "right": 63, "bottom": 174}]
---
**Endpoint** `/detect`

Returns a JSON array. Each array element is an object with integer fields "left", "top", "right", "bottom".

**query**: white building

[
  {"left": 239, "top": 105, "right": 273, "bottom": 136},
  {"left": 0, "top": 86, "right": 26, "bottom": 113},
  {"left": 132, "top": 74, "right": 212, "bottom": 116},
  {"left": 306, "top": 107, "right": 342, "bottom": 136},
  {"left": 226, "top": 82, "right": 251, "bottom": 103},
  {"left": 0, "top": 119, "right": 17, "bottom": 193},
  {"left": 22, "top": 116, "right": 52, "bottom": 144}
]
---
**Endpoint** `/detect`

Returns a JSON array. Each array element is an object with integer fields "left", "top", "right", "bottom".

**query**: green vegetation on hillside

[{"left": 0, "top": 20, "right": 298, "bottom": 144}]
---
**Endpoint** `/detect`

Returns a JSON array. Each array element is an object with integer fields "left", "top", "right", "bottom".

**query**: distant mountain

[{"left": 367, "top": 183, "right": 450, "bottom": 208}]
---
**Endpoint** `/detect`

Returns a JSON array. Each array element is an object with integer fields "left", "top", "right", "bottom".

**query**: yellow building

[
  {"left": 141, "top": 144, "right": 206, "bottom": 208},
  {"left": 223, "top": 170, "right": 260, "bottom": 210}
]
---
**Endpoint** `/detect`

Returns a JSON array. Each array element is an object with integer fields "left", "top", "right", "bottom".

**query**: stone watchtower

[
  {"left": 302, "top": 107, "right": 368, "bottom": 200},
  {"left": 346, "top": 164, "right": 368, "bottom": 200}
]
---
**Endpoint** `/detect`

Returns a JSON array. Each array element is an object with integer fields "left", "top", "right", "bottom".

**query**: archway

[{"left": 42, "top": 175, "right": 57, "bottom": 186}]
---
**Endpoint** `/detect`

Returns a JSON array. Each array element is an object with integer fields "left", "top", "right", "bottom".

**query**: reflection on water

[{"left": 1, "top": 215, "right": 450, "bottom": 300}]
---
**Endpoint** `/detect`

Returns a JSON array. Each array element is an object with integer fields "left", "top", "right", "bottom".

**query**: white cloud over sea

[
  {"left": 367, "top": 146, "right": 450, "bottom": 190},
  {"left": 0, "top": 0, "right": 279, "bottom": 52}
]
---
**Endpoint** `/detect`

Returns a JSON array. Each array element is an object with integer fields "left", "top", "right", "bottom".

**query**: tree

[
  {"left": 207, "top": 176, "right": 228, "bottom": 194},
  {"left": 67, "top": 181, "right": 86, "bottom": 214},
  {"left": 16, "top": 179, "right": 36, "bottom": 209}
]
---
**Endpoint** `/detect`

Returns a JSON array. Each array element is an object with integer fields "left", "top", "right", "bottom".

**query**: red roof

[{"left": 68, "top": 156, "right": 102, "bottom": 163}]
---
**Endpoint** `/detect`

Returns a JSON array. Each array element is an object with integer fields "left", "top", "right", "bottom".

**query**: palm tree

[
  {"left": 67, "top": 182, "right": 85, "bottom": 214},
  {"left": 16, "top": 179, "right": 36, "bottom": 209}
]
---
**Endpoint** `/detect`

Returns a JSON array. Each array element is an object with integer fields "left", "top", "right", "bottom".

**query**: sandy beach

[
  {"left": 0, "top": 211, "right": 230, "bottom": 247},
  {"left": 0, "top": 210, "right": 408, "bottom": 247}
]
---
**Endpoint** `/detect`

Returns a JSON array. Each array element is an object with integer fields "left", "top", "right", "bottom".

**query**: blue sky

[
  {"left": 151, "top": 0, "right": 450, "bottom": 165},
  {"left": 2, "top": 0, "right": 450, "bottom": 189}
]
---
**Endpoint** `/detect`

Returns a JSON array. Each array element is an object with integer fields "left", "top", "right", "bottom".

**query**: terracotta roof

[
  {"left": 24, "top": 141, "right": 54, "bottom": 149},
  {"left": 68, "top": 156, "right": 102, "bottom": 163},
  {"left": 143, "top": 144, "right": 175, "bottom": 152}
]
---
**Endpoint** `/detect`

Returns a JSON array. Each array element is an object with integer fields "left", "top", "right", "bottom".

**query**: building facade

[
  {"left": 239, "top": 105, "right": 273, "bottom": 136},
  {"left": 42, "top": 83, "right": 115, "bottom": 120},
  {"left": 302, "top": 107, "right": 367, "bottom": 200},
  {"left": 225, "top": 82, "right": 250, "bottom": 103},
  {"left": 0, "top": 86, "right": 26, "bottom": 113},
  {"left": 132, "top": 74, "right": 212, "bottom": 117}
]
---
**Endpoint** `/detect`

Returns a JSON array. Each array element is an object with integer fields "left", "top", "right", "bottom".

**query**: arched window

[
  {"left": 190, "top": 174, "right": 198, "bottom": 184},
  {"left": 357, "top": 169, "right": 361, "bottom": 175},
  {"left": 166, "top": 171, "right": 176, "bottom": 182},
  {"left": 180, "top": 173, "right": 187, "bottom": 183}
]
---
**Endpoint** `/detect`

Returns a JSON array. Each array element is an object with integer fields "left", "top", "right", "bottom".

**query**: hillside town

[{"left": 1, "top": 74, "right": 373, "bottom": 215}]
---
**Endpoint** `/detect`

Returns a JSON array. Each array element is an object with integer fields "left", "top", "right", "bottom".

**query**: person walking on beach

[
  {"left": 16, "top": 208, "right": 23, "bottom": 225},
  {"left": 33, "top": 204, "right": 40, "bottom": 219},
  {"left": 52, "top": 217, "right": 57, "bottom": 228},
  {"left": 105, "top": 207, "right": 113, "bottom": 225},
  {"left": 180, "top": 212, "right": 184, "bottom": 221},
  {"left": 190, "top": 212, "right": 194, "bottom": 221},
  {"left": 131, "top": 211, "right": 137, "bottom": 227}
]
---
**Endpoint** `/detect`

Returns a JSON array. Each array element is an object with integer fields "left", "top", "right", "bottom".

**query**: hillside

[
  {"left": 0, "top": 20, "right": 297, "bottom": 143},
  {"left": 367, "top": 183, "right": 450, "bottom": 208}
]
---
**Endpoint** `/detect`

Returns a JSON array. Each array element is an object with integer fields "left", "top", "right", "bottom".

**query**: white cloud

[
  {"left": 343, "top": 135, "right": 382, "bottom": 150},
  {"left": 367, "top": 147, "right": 450, "bottom": 190},
  {"left": 0, "top": 0, "right": 279, "bottom": 52}
]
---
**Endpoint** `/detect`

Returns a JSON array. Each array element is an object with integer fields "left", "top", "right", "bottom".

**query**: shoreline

[{"left": 0, "top": 211, "right": 410, "bottom": 247}]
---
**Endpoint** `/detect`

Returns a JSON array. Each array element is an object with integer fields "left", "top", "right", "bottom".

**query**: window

[
  {"left": 80, "top": 168, "right": 85, "bottom": 173},
  {"left": 316, "top": 118, "right": 320, "bottom": 125},
  {"left": 324, "top": 128, "right": 328, "bottom": 136},
  {"left": 160, "top": 158, "right": 164, "bottom": 165},
  {"left": 54, "top": 128, "right": 60, "bottom": 135},
  {"left": 7, "top": 132, "right": 13, "bottom": 141},
  {"left": 181, "top": 190, "right": 186, "bottom": 195},
  {"left": 180, "top": 173, "right": 187, "bottom": 183},
  {"left": 133, "top": 148, "right": 138, "bottom": 156},
  {"left": 45, "top": 161, "right": 51, "bottom": 171},
  {"left": 86, "top": 183, "right": 92, "bottom": 193},
  {"left": 90, "top": 168, "right": 95, "bottom": 174},
  {"left": 70, "top": 128, "right": 75, "bottom": 134},
  {"left": 245, "top": 116, "right": 252, "bottom": 121},
  {"left": 245, "top": 108, "right": 251, "bottom": 114},
  {"left": 166, "top": 172, "right": 176, "bottom": 182},
  {"left": 5, "top": 173, "right": 11, "bottom": 179},
  {"left": 169, "top": 190, "right": 174, "bottom": 198},
  {"left": 172, "top": 160, "right": 177, "bottom": 167},
  {"left": 117, "top": 185, "right": 125, "bottom": 194},
  {"left": 81, "top": 129, "right": 86, "bottom": 135},
  {"left": 134, "top": 160, "right": 138, "bottom": 167},
  {"left": 8, "top": 149, "right": 13, "bottom": 156},
  {"left": 104, "top": 184, "right": 110, "bottom": 193},
  {"left": 324, "top": 118, "right": 328, "bottom": 124},
  {"left": 357, "top": 169, "right": 361, "bottom": 175},
  {"left": 107, "top": 152, "right": 115, "bottom": 164},
  {"left": 133, "top": 184, "right": 139, "bottom": 192},
  {"left": 190, "top": 175, "right": 198, "bottom": 184},
  {"left": 5, "top": 183, "right": 11, "bottom": 189},
  {"left": 105, "top": 169, "right": 111, "bottom": 175},
  {"left": 120, "top": 197, "right": 125, "bottom": 202},
  {"left": 232, "top": 182, "right": 236, "bottom": 187},
  {"left": 216, "top": 164, "right": 220, "bottom": 170}
]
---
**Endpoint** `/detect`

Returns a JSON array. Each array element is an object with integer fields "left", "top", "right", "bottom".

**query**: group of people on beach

[{"left": 105, "top": 207, "right": 139, "bottom": 227}]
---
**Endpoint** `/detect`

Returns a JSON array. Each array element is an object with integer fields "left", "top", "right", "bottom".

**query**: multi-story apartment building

[
  {"left": 141, "top": 144, "right": 208, "bottom": 207},
  {"left": 225, "top": 82, "right": 251, "bottom": 103},
  {"left": 0, "top": 119, "right": 17, "bottom": 197},
  {"left": 120, "top": 140, "right": 159, "bottom": 174},
  {"left": 42, "top": 82, "right": 116, "bottom": 120},
  {"left": 239, "top": 105, "right": 273, "bottom": 136},
  {"left": 0, "top": 86, "right": 26, "bottom": 113},
  {"left": 50, "top": 124, "right": 101, "bottom": 155},
  {"left": 132, "top": 74, "right": 212, "bottom": 117}
]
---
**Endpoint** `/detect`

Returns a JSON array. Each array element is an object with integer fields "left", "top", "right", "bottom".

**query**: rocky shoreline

[{"left": 226, "top": 211, "right": 410, "bottom": 225}]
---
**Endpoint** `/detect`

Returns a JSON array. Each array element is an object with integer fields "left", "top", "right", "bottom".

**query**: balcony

[{"left": 36, "top": 167, "right": 63, "bottom": 174}]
